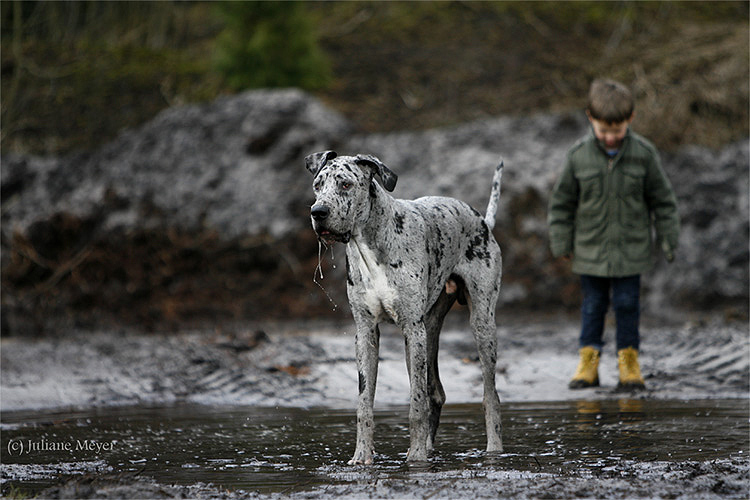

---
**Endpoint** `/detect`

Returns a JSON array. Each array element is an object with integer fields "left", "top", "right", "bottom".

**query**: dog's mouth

[{"left": 316, "top": 229, "right": 351, "bottom": 244}]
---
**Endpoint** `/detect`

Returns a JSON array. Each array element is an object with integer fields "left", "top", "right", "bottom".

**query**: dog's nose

[{"left": 311, "top": 204, "right": 330, "bottom": 221}]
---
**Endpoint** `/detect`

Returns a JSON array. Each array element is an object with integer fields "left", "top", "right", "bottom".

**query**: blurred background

[
  {"left": 2, "top": 1, "right": 747, "bottom": 154},
  {"left": 1, "top": 1, "right": 748, "bottom": 334}
]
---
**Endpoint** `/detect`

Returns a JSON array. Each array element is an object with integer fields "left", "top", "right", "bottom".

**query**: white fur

[{"left": 350, "top": 238, "right": 400, "bottom": 323}]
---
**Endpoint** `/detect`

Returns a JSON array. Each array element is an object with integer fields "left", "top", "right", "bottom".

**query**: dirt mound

[{"left": 1, "top": 90, "right": 747, "bottom": 334}]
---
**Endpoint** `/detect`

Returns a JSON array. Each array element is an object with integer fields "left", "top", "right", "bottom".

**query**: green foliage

[
  {"left": 1, "top": 0, "right": 746, "bottom": 154},
  {"left": 1, "top": 1, "right": 224, "bottom": 154},
  {"left": 213, "top": 1, "right": 331, "bottom": 91}
]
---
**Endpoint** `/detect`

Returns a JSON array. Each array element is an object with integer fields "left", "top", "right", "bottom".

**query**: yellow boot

[
  {"left": 569, "top": 347, "right": 600, "bottom": 389},
  {"left": 617, "top": 347, "right": 646, "bottom": 390}
]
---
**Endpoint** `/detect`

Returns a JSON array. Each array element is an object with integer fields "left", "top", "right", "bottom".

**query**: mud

[
  {"left": 2, "top": 316, "right": 747, "bottom": 411},
  {"left": 1, "top": 316, "right": 748, "bottom": 498},
  {"left": 3, "top": 400, "right": 749, "bottom": 499}
]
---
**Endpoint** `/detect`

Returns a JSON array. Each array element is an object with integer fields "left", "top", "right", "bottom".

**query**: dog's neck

[{"left": 350, "top": 181, "right": 395, "bottom": 251}]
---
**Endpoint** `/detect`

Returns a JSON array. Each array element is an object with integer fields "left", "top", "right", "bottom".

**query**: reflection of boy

[{"left": 548, "top": 79, "right": 680, "bottom": 391}]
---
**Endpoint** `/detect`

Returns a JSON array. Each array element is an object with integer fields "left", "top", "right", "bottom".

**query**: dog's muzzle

[
  {"left": 311, "top": 204, "right": 351, "bottom": 244},
  {"left": 316, "top": 229, "right": 351, "bottom": 244}
]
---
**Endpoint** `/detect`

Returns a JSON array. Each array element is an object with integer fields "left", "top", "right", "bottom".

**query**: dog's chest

[{"left": 347, "top": 240, "right": 400, "bottom": 323}]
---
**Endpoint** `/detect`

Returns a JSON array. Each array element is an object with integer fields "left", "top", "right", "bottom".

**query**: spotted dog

[{"left": 305, "top": 151, "right": 504, "bottom": 464}]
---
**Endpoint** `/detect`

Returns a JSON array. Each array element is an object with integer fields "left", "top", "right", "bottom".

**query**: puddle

[{"left": 1, "top": 399, "right": 748, "bottom": 496}]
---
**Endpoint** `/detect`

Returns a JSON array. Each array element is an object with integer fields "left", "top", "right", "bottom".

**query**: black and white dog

[{"left": 306, "top": 151, "right": 504, "bottom": 463}]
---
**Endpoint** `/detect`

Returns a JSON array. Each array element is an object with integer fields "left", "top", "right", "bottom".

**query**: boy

[{"left": 547, "top": 78, "right": 679, "bottom": 391}]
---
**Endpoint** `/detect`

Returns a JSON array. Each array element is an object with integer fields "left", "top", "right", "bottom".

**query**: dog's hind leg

[
  {"left": 423, "top": 286, "right": 458, "bottom": 450},
  {"left": 465, "top": 279, "right": 503, "bottom": 453}
]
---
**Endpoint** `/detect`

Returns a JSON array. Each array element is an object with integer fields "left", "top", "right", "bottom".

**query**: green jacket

[{"left": 547, "top": 129, "right": 679, "bottom": 277}]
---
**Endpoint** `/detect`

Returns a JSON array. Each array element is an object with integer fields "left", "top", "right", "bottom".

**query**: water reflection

[{"left": 1, "top": 399, "right": 747, "bottom": 496}]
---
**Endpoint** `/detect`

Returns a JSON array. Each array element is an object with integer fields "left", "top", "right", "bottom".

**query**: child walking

[{"left": 548, "top": 78, "right": 680, "bottom": 390}]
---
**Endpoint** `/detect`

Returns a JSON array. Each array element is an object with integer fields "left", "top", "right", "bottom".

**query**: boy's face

[{"left": 586, "top": 112, "right": 633, "bottom": 150}]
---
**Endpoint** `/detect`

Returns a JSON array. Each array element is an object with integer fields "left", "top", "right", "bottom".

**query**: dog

[{"left": 305, "top": 151, "right": 504, "bottom": 463}]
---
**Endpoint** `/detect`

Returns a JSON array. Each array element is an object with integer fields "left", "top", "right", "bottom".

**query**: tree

[{"left": 214, "top": 1, "right": 331, "bottom": 90}]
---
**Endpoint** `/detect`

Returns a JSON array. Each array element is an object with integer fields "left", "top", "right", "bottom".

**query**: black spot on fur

[
  {"left": 465, "top": 223, "right": 491, "bottom": 262},
  {"left": 433, "top": 228, "right": 444, "bottom": 269},
  {"left": 393, "top": 212, "right": 405, "bottom": 234},
  {"left": 390, "top": 260, "right": 402, "bottom": 269},
  {"left": 358, "top": 371, "right": 365, "bottom": 394},
  {"left": 346, "top": 257, "right": 354, "bottom": 286}
]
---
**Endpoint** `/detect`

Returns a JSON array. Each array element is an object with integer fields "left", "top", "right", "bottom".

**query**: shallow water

[{"left": 2, "top": 399, "right": 748, "bottom": 495}]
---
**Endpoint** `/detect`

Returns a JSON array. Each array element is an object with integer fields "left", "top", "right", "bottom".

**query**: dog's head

[{"left": 305, "top": 151, "right": 398, "bottom": 244}]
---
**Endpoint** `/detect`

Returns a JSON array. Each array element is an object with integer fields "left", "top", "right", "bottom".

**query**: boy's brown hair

[{"left": 587, "top": 79, "right": 634, "bottom": 124}]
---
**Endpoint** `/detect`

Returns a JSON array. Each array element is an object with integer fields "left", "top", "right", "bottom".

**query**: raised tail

[{"left": 484, "top": 159, "right": 504, "bottom": 230}]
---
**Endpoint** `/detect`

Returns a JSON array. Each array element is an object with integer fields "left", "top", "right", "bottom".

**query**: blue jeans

[{"left": 579, "top": 275, "right": 640, "bottom": 352}]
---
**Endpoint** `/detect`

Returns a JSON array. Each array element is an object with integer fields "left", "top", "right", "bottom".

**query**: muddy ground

[
  {"left": 27, "top": 457, "right": 750, "bottom": 500},
  {"left": 2, "top": 315, "right": 749, "bottom": 412},
  {"left": 1, "top": 314, "right": 748, "bottom": 498}
]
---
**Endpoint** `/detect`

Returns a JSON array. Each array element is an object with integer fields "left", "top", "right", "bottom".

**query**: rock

[
  {"left": 1, "top": 89, "right": 747, "bottom": 332},
  {"left": 2, "top": 89, "right": 352, "bottom": 240}
]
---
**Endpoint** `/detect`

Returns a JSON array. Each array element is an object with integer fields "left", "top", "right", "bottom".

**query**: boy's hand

[{"left": 661, "top": 241, "right": 675, "bottom": 262}]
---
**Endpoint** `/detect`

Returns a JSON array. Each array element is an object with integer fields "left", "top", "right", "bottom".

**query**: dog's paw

[
  {"left": 486, "top": 441, "right": 504, "bottom": 453},
  {"left": 405, "top": 447, "right": 429, "bottom": 462},
  {"left": 348, "top": 450, "right": 374, "bottom": 465}
]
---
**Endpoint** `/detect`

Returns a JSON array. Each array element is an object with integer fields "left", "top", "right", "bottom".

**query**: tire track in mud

[
  {"left": 648, "top": 322, "right": 749, "bottom": 395},
  {"left": 1, "top": 319, "right": 747, "bottom": 411},
  {"left": 183, "top": 320, "right": 750, "bottom": 407},
  {"left": 185, "top": 334, "right": 334, "bottom": 406}
]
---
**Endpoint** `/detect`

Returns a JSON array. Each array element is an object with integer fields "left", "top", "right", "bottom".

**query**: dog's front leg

[
  {"left": 404, "top": 321, "right": 431, "bottom": 462},
  {"left": 349, "top": 319, "right": 380, "bottom": 465}
]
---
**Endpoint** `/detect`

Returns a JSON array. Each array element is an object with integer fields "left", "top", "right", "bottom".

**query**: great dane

[{"left": 305, "top": 151, "right": 504, "bottom": 464}]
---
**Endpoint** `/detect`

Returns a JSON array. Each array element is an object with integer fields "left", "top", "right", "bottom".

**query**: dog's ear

[
  {"left": 305, "top": 150, "right": 337, "bottom": 177},
  {"left": 355, "top": 154, "right": 398, "bottom": 192}
]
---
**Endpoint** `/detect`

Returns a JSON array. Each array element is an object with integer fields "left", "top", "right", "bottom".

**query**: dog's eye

[
  {"left": 313, "top": 182, "right": 322, "bottom": 192},
  {"left": 340, "top": 182, "right": 352, "bottom": 191}
]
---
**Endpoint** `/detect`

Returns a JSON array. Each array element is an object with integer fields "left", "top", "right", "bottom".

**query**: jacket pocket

[
  {"left": 573, "top": 215, "right": 606, "bottom": 262},
  {"left": 576, "top": 170, "right": 603, "bottom": 209},
  {"left": 618, "top": 166, "right": 646, "bottom": 199},
  {"left": 619, "top": 166, "right": 648, "bottom": 229},
  {"left": 622, "top": 224, "right": 651, "bottom": 261},
  {"left": 620, "top": 197, "right": 650, "bottom": 230}
]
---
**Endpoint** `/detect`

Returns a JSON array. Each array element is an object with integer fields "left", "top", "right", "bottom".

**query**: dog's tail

[{"left": 484, "top": 159, "right": 504, "bottom": 230}]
